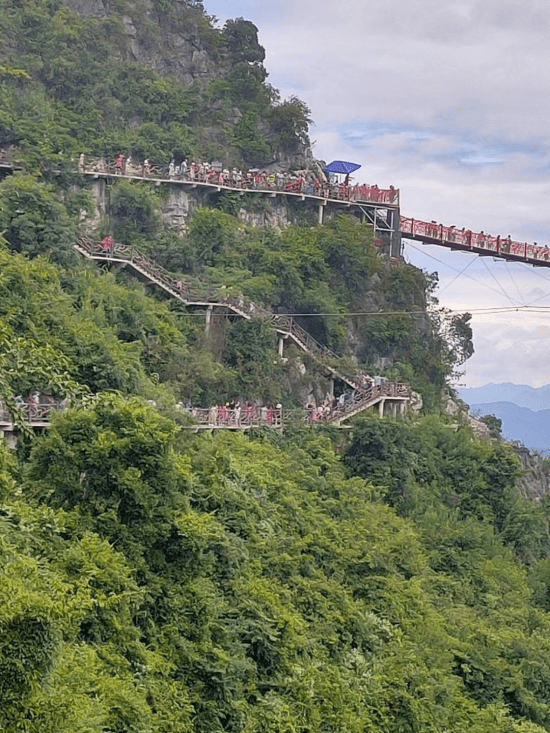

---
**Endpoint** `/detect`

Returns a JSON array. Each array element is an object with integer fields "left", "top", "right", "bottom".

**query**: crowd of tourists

[
  {"left": 78, "top": 153, "right": 399, "bottom": 205},
  {"left": 306, "top": 376, "right": 389, "bottom": 422}
]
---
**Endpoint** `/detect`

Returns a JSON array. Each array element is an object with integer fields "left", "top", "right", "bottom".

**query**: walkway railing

[
  {"left": 400, "top": 216, "right": 550, "bottom": 266},
  {"left": 0, "top": 400, "right": 65, "bottom": 427},
  {"left": 75, "top": 238, "right": 357, "bottom": 380},
  {"left": 186, "top": 406, "right": 283, "bottom": 429},
  {"left": 309, "top": 382, "right": 410, "bottom": 424},
  {"left": 75, "top": 238, "right": 409, "bottom": 398},
  {"left": 1, "top": 384, "right": 409, "bottom": 434},
  {"left": 79, "top": 156, "right": 400, "bottom": 207}
]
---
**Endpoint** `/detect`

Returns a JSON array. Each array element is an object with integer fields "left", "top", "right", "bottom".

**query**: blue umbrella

[{"left": 324, "top": 160, "right": 361, "bottom": 174}]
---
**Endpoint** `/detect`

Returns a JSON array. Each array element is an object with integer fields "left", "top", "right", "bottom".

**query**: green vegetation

[
  {"left": 3, "top": 3, "right": 548, "bottom": 733},
  {"left": 2, "top": 401, "right": 550, "bottom": 732},
  {"left": 0, "top": 1, "right": 310, "bottom": 168}
]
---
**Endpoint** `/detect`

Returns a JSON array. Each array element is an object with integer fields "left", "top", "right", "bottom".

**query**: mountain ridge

[{"left": 459, "top": 382, "right": 550, "bottom": 411}]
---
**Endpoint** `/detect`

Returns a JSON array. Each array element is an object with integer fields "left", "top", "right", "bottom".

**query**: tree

[
  {"left": 0, "top": 175, "right": 76, "bottom": 264},
  {"left": 223, "top": 19, "right": 266, "bottom": 63}
]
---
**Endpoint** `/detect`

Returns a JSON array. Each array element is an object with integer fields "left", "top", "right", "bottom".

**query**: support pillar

[
  {"left": 318, "top": 203, "right": 325, "bottom": 225},
  {"left": 278, "top": 334, "right": 285, "bottom": 358},
  {"left": 328, "top": 378, "right": 334, "bottom": 397},
  {"left": 205, "top": 305, "right": 213, "bottom": 334},
  {"left": 379, "top": 399, "right": 385, "bottom": 418},
  {"left": 389, "top": 208, "right": 403, "bottom": 257}
]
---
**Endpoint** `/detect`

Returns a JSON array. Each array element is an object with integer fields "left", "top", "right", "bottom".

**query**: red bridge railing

[{"left": 400, "top": 216, "right": 550, "bottom": 265}]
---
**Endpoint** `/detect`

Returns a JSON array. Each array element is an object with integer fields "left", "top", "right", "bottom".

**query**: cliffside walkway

[
  {"left": 0, "top": 383, "right": 409, "bottom": 437},
  {"left": 400, "top": 218, "right": 550, "bottom": 267},
  {"left": 77, "top": 157, "right": 400, "bottom": 208},
  {"left": 2, "top": 151, "right": 549, "bottom": 267},
  {"left": 0, "top": 401, "right": 64, "bottom": 430},
  {"left": 74, "top": 238, "right": 386, "bottom": 396},
  {"left": 76, "top": 156, "right": 550, "bottom": 269}
]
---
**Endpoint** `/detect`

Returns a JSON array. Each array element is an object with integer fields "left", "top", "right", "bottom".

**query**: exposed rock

[
  {"left": 237, "top": 203, "right": 289, "bottom": 229},
  {"left": 409, "top": 390, "right": 423, "bottom": 413},
  {"left": 161, "top": 186, "right": 194, "bottom": 230},
  {"left": 467, "top": 414, "right": 492, "bottom": 439},
  {"left": 512, "top": 443, "right": 550, "bottom": 502}
]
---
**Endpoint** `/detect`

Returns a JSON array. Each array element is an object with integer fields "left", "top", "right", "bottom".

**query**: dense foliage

[
  {"left": 2, "top": 3, "right": 543, "bottom": 733},
  {"left": 0, "top": 0, "right": 311, "bottom": 168},
  {"left": 2, "top": 400, "right": 550, "bottom": 733}
]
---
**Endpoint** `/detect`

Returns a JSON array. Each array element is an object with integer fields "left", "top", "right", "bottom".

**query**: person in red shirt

[{"left": 101, "top": 236, "right": 114, "bottom": 254}]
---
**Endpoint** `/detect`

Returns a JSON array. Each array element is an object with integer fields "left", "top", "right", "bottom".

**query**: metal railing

[
  {"left": 400, "top": 216, "right": 550, "bottom": 265},
  {"left": 78, "top": 156, "right": 400, "bottom": 207},
  {"left": 186, "top": 406, "right": 283, "bottom": 429},
  {"left": 307, "top": 382, "right": 410, "bottom": 424},
  {"left": 76, "top": 238, "right": 344, "bottom": 363},
  {"left": 0, "top": 400, "right": 65, "bottom": 427},
  {"left": 76, "top": 238, "right": 411, "bottom": 398}
]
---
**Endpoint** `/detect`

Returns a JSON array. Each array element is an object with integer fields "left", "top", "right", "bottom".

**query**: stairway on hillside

[{"left": 75, "top": 238, "right": 410, "bottom": 413}]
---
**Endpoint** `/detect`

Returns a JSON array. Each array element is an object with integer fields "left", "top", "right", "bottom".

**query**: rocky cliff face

[
  {"left": 65, "top": 0, "right": 223, "bottom": 86},
  {"left": 60, "top": 0, "right": 314, "bottom": 168},
  {"left": 512, "top": 444, "right": 550, "bottom": 502}
]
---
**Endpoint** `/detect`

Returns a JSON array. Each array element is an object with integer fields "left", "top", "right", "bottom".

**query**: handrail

[
  {"left": 76, "top": 238, "right": 347, "bottom": 364},
  {"left": 0, "top": 400, "right": 65, "bottom": 426},
  {"left": 75, "top": 238, "right": 411, "bottom": 400},
  {"left": 400, "top": 216, "right": 550, "bottom": 265},
  {"left": 186, "top": 406, "right": 283, "bottom": 429},
  {"left": 0, "top": 385, "right": 409, "bottom": 431},
  {"left": 308, "top": 382, "right": 410, "bottom": 424},
  {"left": 78, "top": 156, "right": 400, "bottom": 207}
]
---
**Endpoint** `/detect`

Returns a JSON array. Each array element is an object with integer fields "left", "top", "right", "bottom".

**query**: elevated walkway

[
  {"left": 79, "top": 157, "right": 400, "bottom": 209},
  {"left": 0, "top": 386, "right": 409, "bottom": 439},
  {"left": 75, "top": 239, "right": 381, "bottom": 395},
  {"left": 400, "top": 217, "right": 550, "bottom": 269}
]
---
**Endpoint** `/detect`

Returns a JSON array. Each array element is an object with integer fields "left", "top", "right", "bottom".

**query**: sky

[{"left": 205, "top": 0, "right": 550, "bottom": 387}]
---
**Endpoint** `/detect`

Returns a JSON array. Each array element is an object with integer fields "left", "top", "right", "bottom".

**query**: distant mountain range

[
  {"left": 466, "top": 402, "right": 550, "bottom": 452},
  {"left": 457, "top": 383, "right": 550, "bottom": 452},
  {"left": 459, "top": 383, "right": 550, "bottom": 412}
]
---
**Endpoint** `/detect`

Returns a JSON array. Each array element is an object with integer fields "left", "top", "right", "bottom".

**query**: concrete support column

[
  {"left": 400, "top": 402, "right": 406, "bottom": 416},
  {"left": 328, "top": 378, "right": 334, "bottom": 397},
  {"left": 318, "top": 203, "right": 325, "bottom": 225},
  {"left": 379, "top": 399, "right": 385, "bottom": 418},
  {"left": 205, "top": 305, "right": 213, "bottom": 334},
  {"left": 278, "top": 334, "right": 285, "bottom": 358}
]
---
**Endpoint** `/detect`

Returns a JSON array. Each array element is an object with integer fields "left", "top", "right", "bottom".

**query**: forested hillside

[{"left": 2, "top": 1, "right": 550, "bottom": 732}]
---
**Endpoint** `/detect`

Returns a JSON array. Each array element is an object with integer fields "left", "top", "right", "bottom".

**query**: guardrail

[
  {"left": 308, "top": 382, "right": 410, "bottom": 423},
  {"left": 400, "top": 216, "right": 550, "bottom": 265},
  {"left": 79, "top": 156, "right": 400, "bottom": 207},
  {"left": 0, "top": 401, "right": 65, "bottom": 426},
  {"left": 76, "top": 239, "right": 411, "bottom": 399},
  {"left": 76, "top": 238, "right": 345, "bottom": 364},
  {"left": 187, "top": 406, "right": 283, "bottom": 429}
]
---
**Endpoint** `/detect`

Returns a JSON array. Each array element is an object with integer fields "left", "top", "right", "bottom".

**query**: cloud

[{"left": 204, "top": 0, "right": 550, "bottom": 386}]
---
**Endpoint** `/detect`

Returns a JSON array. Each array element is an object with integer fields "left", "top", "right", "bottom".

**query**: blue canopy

[{"left": 324, "top": 160, "right": 361, "bottom": 174}]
